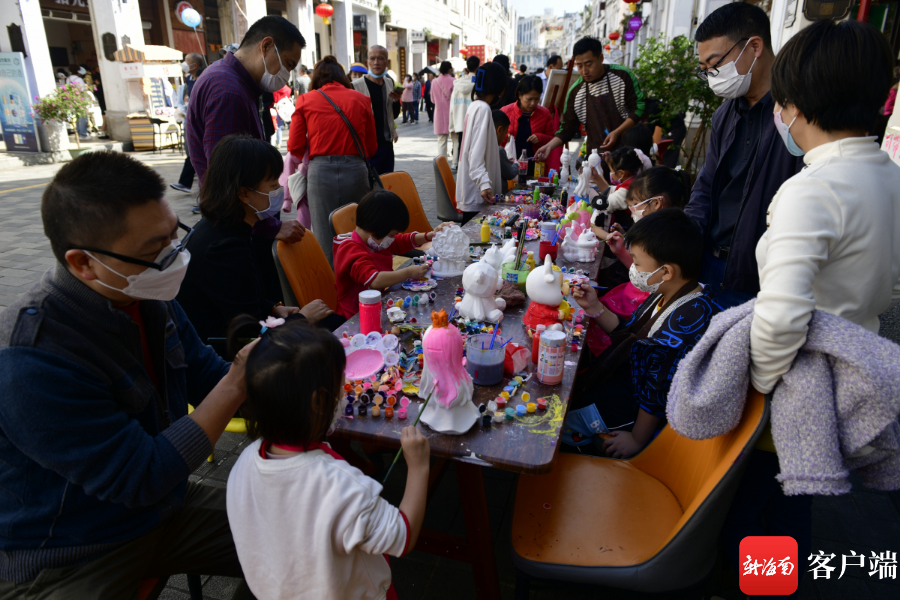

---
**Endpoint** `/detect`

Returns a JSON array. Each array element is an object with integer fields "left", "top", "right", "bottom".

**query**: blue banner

[{"left": 0, "top": 52, "right": 40, "bottom": 153}]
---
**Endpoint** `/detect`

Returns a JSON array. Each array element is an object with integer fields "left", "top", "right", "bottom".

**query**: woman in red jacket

[
  {"left": 288, "top": 56, "right": 376, "bottom": 266},
  {"left": 500, "top": 76, "right": 558, "bottom": 177}
]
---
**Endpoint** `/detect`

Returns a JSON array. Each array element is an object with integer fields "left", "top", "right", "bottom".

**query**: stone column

[
  {"left": 1, "top": 0, "right": 56, "bottom": 100},
  {"left": 88, "top": 0, "right": 148, "bottom": 141},
  {"left": 332, "top": 0, "right": 354, "bottom": 68},
  {"left": 286, "top": 0, "right": 315, "bottom": 60}
]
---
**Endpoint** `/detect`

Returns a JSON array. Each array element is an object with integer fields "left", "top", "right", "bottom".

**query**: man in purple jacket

[
  {"left": 187, "top": 16, "right": 305, "bottom": 244},
  {"left": 687, "top": 3, "right": 804, "bottom": 309}
]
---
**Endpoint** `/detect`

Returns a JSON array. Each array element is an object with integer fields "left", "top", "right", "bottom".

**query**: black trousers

[
  {"left": 178, "top": 152, "right": 196, "bottom": 189},
  {"left": 425, "top": 100, "right": 434, "bottom": 122},
  {"left": 370, "top": 143, "right": 395, "bottom": 175}
]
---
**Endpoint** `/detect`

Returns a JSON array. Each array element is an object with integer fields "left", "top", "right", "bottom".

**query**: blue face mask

[
  {"left": 774, "top": 109, "right": 805, "bottom": 157},
  {"left": 367, "top": 69, "right": 385, "bottom": 79}
]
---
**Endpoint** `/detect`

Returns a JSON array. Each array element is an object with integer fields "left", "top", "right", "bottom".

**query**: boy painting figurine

[{"left": 568, "top": 209, "right": 723, "bottom": 457}]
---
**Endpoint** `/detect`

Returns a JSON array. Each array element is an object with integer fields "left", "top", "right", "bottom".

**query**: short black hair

[
  {"left": 492, "top": 109, "right": 510, "bottom": 129},
  {"left": 625, "top": 208, "right": 703, "bottom": 279},
  {"left": 439, "top": 60, "right": 453, "bottom": 75},
  {"left": 473, "top": 62, "right": 508, "bottom": 101},
  {"left": 493, "top": 55, "right": 511, "bottom": 71},
  {"left": 627, "top": 166, "right": 692, "bottom": 209},
  {"left": 239, "top": 15, "right": 306, "bottom": 52},
  {"left": 573, "top": 37, "right": 604, "bottom": 59},
  {"left": 519, "top": 64, "right": 527, "bottom": 73},
  {"left": 620, "top": 124, "right": 653, "bottom": 156},
  {"left": 608, "top": 146, "right": 643, "bottom": 175},
  {"left": 42, "top": 151, "right": 165, "bottom": 264},
  {"left": 356, "top": 190, "right": 410, "bottom": 239},
  {"left": 200, "top": 134, "right": 284, "bottom": 225},
  {"left": 546, "top": 55, "right": 562, "bottom": 68},
  {"left": 772, "top": 19, "right": 893, "bottom": 134},
  {"left": 466, "top": 56, "right": 481, "bottom": 73},
  {"left": 515, "top": 75, "right": 543, "bottom": 99},
  {"left": 695, "top": 2, "right": 772, "bottom": 51},
  {"left": 228, "top": 316, "right": 346, "bottom": 446}
]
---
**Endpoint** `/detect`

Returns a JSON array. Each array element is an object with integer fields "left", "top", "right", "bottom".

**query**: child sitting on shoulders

[
  {"left": 225, "top": 316, "right": 430, "bottom": 600},
  {"left": 605, "top": 165, "right": 693, "bottom": 269},
  {"left": 493, "top": 110, "right": 520, "bottom": 194},
  {"left": 567, "top": 209, "right": 722, "bottom": 458},
  {"left": 333, "top": 190, "right": 451, "bottom": 319}
]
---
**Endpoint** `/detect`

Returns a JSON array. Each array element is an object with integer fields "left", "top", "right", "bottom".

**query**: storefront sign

[
  {"left": 0, "top": 52, "right": 40, "bottom": 153},
  {"left": 411, "top": 42, "right": 426, "bottom": 54},
  {"left": 410, "top": 31, "right": 426, "bottom": 42},
  {"left": 39, "top": 0, "right": 90, "bottom": 14},
  {"left": 119, "top": 62, "right": 184, "bottom": 80}
]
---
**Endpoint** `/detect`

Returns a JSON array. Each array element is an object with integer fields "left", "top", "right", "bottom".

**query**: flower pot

[
  {"left": 68, "top": 147, "right": 92, "bottom": 159},
  {"left": 380, "top": 14, "right": 388, "bottom": 25},
  {"left": 39, "top": 119, "right": 70, "bottom": 153}
]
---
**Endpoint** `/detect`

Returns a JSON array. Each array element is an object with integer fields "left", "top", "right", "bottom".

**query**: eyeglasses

[
  {"left": 73, "top": 222, "right": 194, "bottom": 271},
  {"left": 696, "top": 37, "right": 749, "bottom": 81}
]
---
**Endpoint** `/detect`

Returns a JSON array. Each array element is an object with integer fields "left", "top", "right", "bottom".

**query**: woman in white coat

[
  {"left": 455, "top": 62, "right": 509, "bottom": 224},
  {"left": 723, "top": 18, "right": 900, "bottom": 579}
]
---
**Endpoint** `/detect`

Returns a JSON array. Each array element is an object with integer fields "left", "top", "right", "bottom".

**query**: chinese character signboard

[
  {"left": 0, "top": 52, "right": 40, "bottom": 153},
  {"left": 739, "top": 536, "right": 798, "bottom": 595}
]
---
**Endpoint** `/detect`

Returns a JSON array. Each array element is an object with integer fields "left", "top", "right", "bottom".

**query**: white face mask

[
  {"left": 259, "top": 44, "right": 290, "bottom": 93},
  {"left": 629, "top": 263, "right": 665, "bottom": 294},
  {"left": 629, "top": 196, "right": 657, "bottom": 222},
  {"left": 86, "top": 244, "right": 191, "bottom": 302},
  {"left": 367, "top": 234, "right": 395, "bottom": 252},
  {"left": 327, "top": 394, "right": 344, "bottom": 436},
  {"left": 181, "top": 61, "right": 190, "bottom": 73},
  {"left": 707, "top": 40, "right": 757, "bottom": 100},
  {"left": 245, "top": 187, "right": 284, "bottom": 219}
]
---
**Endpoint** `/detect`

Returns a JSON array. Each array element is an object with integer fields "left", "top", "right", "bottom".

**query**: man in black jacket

[{"left": 686, "top": 3, "right": 804, "bottom": 309}]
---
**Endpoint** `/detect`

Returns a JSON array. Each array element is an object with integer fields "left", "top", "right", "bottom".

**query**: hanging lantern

[
  {"left": 608, "top": 31, "right": 620, "bottom": 41},
  {"left": 624, "top": 31, "right": 636, "bottom": 42},
  {"left": 627, "top": 2, "right": 637, "bottom": 10},
  {"left": 315, "top": 2, "right": 334, "bottom": 25},
  {"left": 604, "top": 44, "right": 611, "bottom": 51},
  {"left": 628, "top": 16, "right": 643, "bottom": 31}
]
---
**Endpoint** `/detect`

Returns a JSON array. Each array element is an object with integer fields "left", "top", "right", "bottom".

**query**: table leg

[{"left": 456, "top": 462, "right": 501, "bottom": 600}]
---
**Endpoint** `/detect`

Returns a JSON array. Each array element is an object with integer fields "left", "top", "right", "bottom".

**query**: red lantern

[
  {"left": 609, "top": 32, "right": 620, "bottom": 41},
  {"left": 604, "top": 44, "right": 611, "bottom": 50},
  {"left": 315, "top": 2, "right": 334, "bottom": 25}
]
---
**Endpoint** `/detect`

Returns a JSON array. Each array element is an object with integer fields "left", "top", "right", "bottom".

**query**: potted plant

[
  {"left": 32, "top": 82, "right": 94, "bottom": 158},
  {"left": 632, "top": 35, "right": 723, "bottom": 177},
  {"left": 380, "top": 5, "right": 391, "bottom": 25}
]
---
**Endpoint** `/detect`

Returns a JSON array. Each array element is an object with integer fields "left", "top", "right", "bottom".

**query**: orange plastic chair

[
  {"left": 329, "top": 202, "right": 358, "bottom": 237},
  {"left": 433, "top": 156, "right": 463, "bottom": 222},
  {"left": 276, "top": 235, "right": 338, "bottom": 312},
  {"left": 380, "top": 171, "right": 434, "bottom": 234},
  {"left": 511, "top": 388, "right": 769, "bottom": 594}
]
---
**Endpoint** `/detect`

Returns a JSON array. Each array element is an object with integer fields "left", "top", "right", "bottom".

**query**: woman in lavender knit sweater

[{"left": 724, "top": 20, "right": 900, "bottom": 581}]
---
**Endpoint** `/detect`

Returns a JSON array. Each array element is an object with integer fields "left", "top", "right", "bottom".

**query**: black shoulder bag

[{"left": 316, "top": 89, "right": 383, "bottom": 191}]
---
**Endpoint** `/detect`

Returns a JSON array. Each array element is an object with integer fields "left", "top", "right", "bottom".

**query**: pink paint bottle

[{"left": 359, "top": 290, "right": 383, "bottom": 335}]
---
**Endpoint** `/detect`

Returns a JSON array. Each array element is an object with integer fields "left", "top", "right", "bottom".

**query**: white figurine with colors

[
  {"left": 456, "top": 257, "right": 507, "bottom": 323},
  {"left": 419, "top": 309, "right": 478, "bottom": 435},
  {"left": 429, "top": 225, "right": 469, "bottom": 277}
]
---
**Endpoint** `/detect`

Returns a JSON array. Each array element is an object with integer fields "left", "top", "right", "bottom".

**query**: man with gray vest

[{"left": 352, "top": 45, "right": 402, "bottom": 174}]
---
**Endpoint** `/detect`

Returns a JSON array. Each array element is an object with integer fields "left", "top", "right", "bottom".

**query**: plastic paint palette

[{"left": 344, "top": 348, "right": 385, "bottom": 380}]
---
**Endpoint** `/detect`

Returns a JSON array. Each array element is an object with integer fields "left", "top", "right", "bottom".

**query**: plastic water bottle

[{"left": 518, "top": 150, "right": 528, "bottom": 185}]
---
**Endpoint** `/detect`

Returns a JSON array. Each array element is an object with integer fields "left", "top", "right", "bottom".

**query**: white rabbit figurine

[
  {"left": 499, "top": 238, "right": 518, "bottom": 267},
  {"left": 574, "top": 228, "right": 600, "bottom": 262},
  {"left": 560, "top": 223, "right": 581, "bottom": 262},
  {"left": 456, "top": 259, "right": 507, "bottom": 323},
  {"left": 481, "top": 243, "right": 503, "bottom": 274}
]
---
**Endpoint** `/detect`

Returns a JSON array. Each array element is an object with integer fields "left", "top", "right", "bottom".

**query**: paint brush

[
  {"left": 382, "top": 389, "right": 435, "bottom": 485},
  {"left": 488, "top": 325, "right": 499, "bottom": 350}
]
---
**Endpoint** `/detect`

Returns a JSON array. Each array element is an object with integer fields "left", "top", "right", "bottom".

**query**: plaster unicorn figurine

[{"left": 419, "top": 309, "right": 478, "bottom": 435}]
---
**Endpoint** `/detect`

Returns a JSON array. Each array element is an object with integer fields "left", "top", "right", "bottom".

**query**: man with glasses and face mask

[
  {"left": 0, "top": 152, "right": 256, "bottom": 598},
  {"left": 687, "top": 2, "right": 804, "bottom": 309},
  {"left": 187, "top": 15, "right": 306, "bottom": 245}
]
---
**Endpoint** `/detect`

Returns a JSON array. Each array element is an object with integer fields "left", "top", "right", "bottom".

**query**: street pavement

[{"left": 1, "top": 121, "right": 899, "bottom": 599}]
